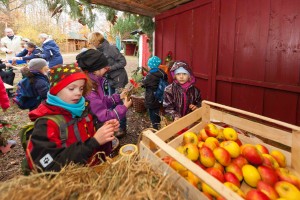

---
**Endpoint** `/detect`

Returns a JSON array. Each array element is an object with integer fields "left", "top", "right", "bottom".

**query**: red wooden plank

[
  {"left": 216, "top": 81, "right": 232, "bottom": 106},
  {"left": 263, "top": 89, "right": 298, "bottom": 125},
  {"left": 162, "top": 16, "right": 177, "bottom": 64},
  {"left": 231, "top": 84, "right": 264, "bottom": 115},
  {"left": 297, "top": 97, "right": 300, "bottom": 126},
  {"left": 155, "top": 19, "right": 163, "bottom": 58},
  {"left": 233, "top": 0, "right": 270, "bottom": 81},
  {"left": 194, "top": 79, "right": 208, "bottom": 101},
  {"left": 265, "top": 0, "right": 300, "bottom": 85}
]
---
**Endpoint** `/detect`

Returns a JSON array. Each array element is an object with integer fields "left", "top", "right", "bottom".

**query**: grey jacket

[{"left": 97, "top": 39, "right": 128, "bottom": 89}]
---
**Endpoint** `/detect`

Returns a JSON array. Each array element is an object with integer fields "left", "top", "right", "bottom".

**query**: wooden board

[{"left": 139, "top": 100, "right": 300, "bottom": 199}]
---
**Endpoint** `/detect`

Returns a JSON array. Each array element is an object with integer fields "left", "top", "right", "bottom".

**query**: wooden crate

[{"left": 139, "top": 100, "right": 300, "bottom": 199}]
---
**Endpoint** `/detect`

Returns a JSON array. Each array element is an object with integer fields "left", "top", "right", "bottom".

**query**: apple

[
  {"left": 224, "top": 182, "right": 245, "bottom": 198},
  {"left": 176, "top": 145, "right": 185, "bottom": 154},
  {"left": 257, "top": 165, "right": 278, "bottom": 186},
  {"left": 200, "top": 128, "right": 209, "bottom": 141},
  {"left": 220, "top": 140, "right": 240, "bottom": 158},
  {"left": 262, "top": 153, "right": 280, "bottom": 169},
  {"left": 216, "top": 128, "right": 225, "bottom": 140},
  {"left": 224, "top": 172, "right": 241, "bottom": 188},
  {"left": 199, "top": 146, "right": 215, "bottom": 167},
  {"left": 255, "top": 144, "right": 269, "bottom": 154},
  {"left": 194, "top": 159, "right": 206, "bottom": 170},
  {"left": 223, "top": 127, "right": 238, "bottom": 141},
  {"left": 242, "top": 164, "right": 261, "bottom": 187},
  {"left": 183, "top": 131, "right": 198, "bottom": 145},
  {"left": 213, "top": 147, "right": 231, "bottom": 166},
  {"left": 183, "top": 143, "right": 199, "bottom": 161},
  {"left": 241, "top": 144, "right": 264, "bottom": 165},
  {"left": 206, "top": 167, "right": 225, "bottom": 183},
  {"left": 205, "top": 123, "right": 219, "bottom": 137},
  {"left": 170, "top": 160, "right": 187, "bottom": 172},
  {"left": 276, "top": 168, "right": 300, "bottom": 189},
  {"left": 245, "top": 189, "right": 270, "bottom": 200},
  {"left": 232, "top": 155, "right": 248, "bottom": 168},
  {"left": 235, "top": 138, "right": 243, "bottom": 146},
  {"left": 275, "top": 181, "right": 300, "bottom": 200},
  {"left": 225, "top": 163, "right": 243, "bottom": 182},
  {"left": 270, "top": 150, "right": 286, "bottom": 168},
  {"left": 204, "top": 137, "right": 219, "bottom": 151},
  {"left": 185, "top": 171, "right": 200, "bottom": 188},
  {"left": 162, "top": 156, "right": 174, "bottom": 165},
  {"left": 203, "top": 192, "right": 213, "bottom": 200},
  {"left": 202, "top": 182, "right": 221, "bottom": 198},
  {"left": 213, "top": 161, "right": 225, "bottom": 174},
  {"left": 257, "top": 180, "right": 279, "bottom": 200}
]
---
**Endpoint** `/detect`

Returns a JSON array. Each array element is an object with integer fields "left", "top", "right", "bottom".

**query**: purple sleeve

[{"left": 86, "top": 91, "right": 128, "bottom": 122}]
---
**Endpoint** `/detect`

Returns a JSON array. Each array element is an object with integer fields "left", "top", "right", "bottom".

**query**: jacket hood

[
  {"left": 29, "top": 102, "right": 72, "bottom": 121},
  {"left": 170, "top": 61, "right": 195, "bottom": 84}
]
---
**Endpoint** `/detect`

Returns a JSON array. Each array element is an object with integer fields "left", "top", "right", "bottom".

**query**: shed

[
  {"left": 91, "top": 0, "right": 300, "bottom": 126},
  {"left": 62, "top": 32, "right": 88, "bottom": 52},
  {"left": 122, "top": 39, "right": 138, "bottom": 56}
]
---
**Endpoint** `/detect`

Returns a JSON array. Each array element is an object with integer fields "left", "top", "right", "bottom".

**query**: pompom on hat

[
  {"left": 147, "top": 56, "right": 161, "bottom": 69},
  {"left": 49, "top": 65, "right": 87, "bottom": 95},
  {"left": 76, "top": 49, "right": 108, "bottom": 72}
]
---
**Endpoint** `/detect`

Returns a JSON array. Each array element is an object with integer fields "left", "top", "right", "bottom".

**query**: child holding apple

[{"left": 163, "top": 61, "right": 202, "bottom": 121}]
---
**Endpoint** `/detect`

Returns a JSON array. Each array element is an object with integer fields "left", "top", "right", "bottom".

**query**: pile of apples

[{"left": 162, "top": 123, "right": 300, "bottom": 200}]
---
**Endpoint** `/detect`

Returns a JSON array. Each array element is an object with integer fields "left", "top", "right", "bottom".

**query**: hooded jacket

[
  {"left": 26, "top": 101, "right": 110, "bottom": 172},
  {"left": 85, "top": 73, "right": 127, "bottom": 123},
  {"left": 163, "top": 62, "right": 202, "bottom": 120},
  {"left": 41, "top": 39, "right": 63, "bottom": 68},
  {"left": 0, "top": 77, "right": 10, "bottom": 110},
  {"left": 97, "top": 39, "right": 128, "bottom": 88},
  {"left": 142, "top": 68, "right": 168, "bottom": 109},
  {"left": 16, "top": 47, "right": 43, "bottom": 61}
]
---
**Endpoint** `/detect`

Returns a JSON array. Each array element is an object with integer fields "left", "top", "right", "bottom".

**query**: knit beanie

[
  {"left": 174, "top": 67, "right": 190, "bottom": 76},
  {"left": 147, "top": 56, "right": 161, "bottom": 69},
  {"left": 28, "top": 58, "right": 47, "bottom": 72},
  {"left": 49, "top": 65, "right": 87, "bottom": 95},
  {"left": 76, "top": 49, "right": 108, "bottom": 72}
]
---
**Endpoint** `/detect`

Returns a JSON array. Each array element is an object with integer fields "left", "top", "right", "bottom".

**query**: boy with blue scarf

[
  {"left": 26, "top": 65, "right": 119, "bottom": 172},
  {"left": 142, "top": 56, "right": 168, "bottom": 129}
]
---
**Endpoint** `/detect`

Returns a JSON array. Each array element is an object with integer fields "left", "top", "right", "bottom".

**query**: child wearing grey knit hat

[{"left": 28, "top": 58, "right": 49, "bottom": 74}]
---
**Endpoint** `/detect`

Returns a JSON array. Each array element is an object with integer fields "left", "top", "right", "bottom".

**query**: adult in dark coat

[
  {"left": 37, "top": 33, "right": 63, "bottom": 68},
  {"left": 13, "top": 42, "right": 43, "bottom": 62},
  {"left": 88, "top": 32, "right": 128, "bottom": 94}
]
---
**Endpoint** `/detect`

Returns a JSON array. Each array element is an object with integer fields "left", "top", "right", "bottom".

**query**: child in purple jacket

[{"left": 76, "top": 49, "right": 132, "bottom": 138}]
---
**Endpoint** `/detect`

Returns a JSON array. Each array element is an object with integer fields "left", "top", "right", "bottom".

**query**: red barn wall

[{"left": 155, "top": 0, "right": 300, "bottom": 125}]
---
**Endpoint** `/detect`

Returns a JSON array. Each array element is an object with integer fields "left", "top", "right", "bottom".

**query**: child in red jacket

[
  {"left": 0, "top": 76, "right": 10, "bottom": 112},
  {"left": 26, "top": 65, "right": 119, "bottom": 172}
]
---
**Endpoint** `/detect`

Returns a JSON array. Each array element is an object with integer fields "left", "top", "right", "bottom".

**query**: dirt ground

[{"left": 0, "top": 54, "right": 151, "bottom": 182}]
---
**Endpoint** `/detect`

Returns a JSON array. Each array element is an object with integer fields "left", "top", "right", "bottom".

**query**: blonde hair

[{"left": 88, "top": 32, "right": 104, "bottom": 48}]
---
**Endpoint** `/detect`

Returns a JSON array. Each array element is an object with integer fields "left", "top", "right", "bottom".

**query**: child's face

[
  {"left": 93, "top": 67, "right": 109, "bottom": 77},
  {"left": 41, "top": 66, "right": 49, "bottom": 75},
  {"left": 175, "top": 73, "right": 190, "bottom": 84},
  {"left": 56, "top": 79, "right": 85, "bottom": 104}
]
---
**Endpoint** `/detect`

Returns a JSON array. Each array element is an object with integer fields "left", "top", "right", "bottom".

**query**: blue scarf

[{"left": 46, "top": 92, "right": 85, "bottom": 118}]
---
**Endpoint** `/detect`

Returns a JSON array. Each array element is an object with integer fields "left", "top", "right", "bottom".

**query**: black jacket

[{"left": 142, "top": 69, "right": 168, "bottom": 109}]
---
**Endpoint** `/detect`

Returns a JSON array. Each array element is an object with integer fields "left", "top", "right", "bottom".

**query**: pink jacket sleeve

[{"left": 0, "top": 77, "right": 10, "bottom": 110}]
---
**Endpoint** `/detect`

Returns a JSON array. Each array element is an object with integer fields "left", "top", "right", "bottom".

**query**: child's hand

[
  {"left": 93, "top": 121, "right": 116, "bottom": 145},
  {"left": 120, "top": 89, "right": 128, "bottom": 99},
  {"left": 104, "top": 119, "right": 120, "bottom": 132},
  {"left": 189, "top": 104, "right": 197, "bottom": 111},
  {"left": 123, "top": 96, "right": 132, "bottom": 108}
]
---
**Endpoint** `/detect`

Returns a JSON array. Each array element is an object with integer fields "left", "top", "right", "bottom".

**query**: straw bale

[{"left": 0, "top": 156, "right": 183, "bottom": 200}]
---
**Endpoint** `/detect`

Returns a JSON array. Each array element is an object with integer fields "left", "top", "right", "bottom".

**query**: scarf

[
  {"left": 149, "top": 68, "right": 159, "bottom": 73},
  {"left": 46, "top": 92, "right": 85, "bottom": 118},
  {"left": 8, "top": 35, "right": 14, "bottom": 40}
]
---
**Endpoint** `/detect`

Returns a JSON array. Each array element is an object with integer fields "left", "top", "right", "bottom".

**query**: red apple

[
  {"left": 257, "top": 165, "right": 278, "bottom": 186},
  {"left": 245, "top": 189, "right": 270, "bottom": 200},
  {"left": 257, "top": 180, "right": 279, "bottom": 200},
  {"left": 235, "top": 138, "right": 243, "bottom": 146},
  {"left": 241, "top": 144, "right": 264, "bottom": 165},
  {"left": 270, "top": 150, "right": 286, "bottom": 168},
  {"left": 232, "top": 155, "right": 248, "bottom": 168},
  {"left": 262, "top": 154, "right": 280, "bottom": 169},
  {"left": 194, "top": 159, "right": 206, "bottom": 170},
  {"left": 213, "top": 147, "right": 231, "bottom": 167},
  {"left": 199, "top": 146, "right": 215, "bottom": 167},
  {"left": 276, "top": 168, "right": 300, "bottom": 189},
  {"left": 213, "top": 161, "right": 225, "bottom": 174},
  {"left": 200, "top": 128, "right": 209, "bottom": 141},
  {"left": 205, "top": 123, "right": 219, "bottom": 137},
  {"left": 206, "top": 167, "right": 225, "bottom": 183},
  {"left": 225, "top": 163, "right": 243, "bottom": 182},
  {"left": 224, "top": 172, "right": 240, "bottom": 188},
  {"left": 255, "top": 144, "right": 269, "bottom": 154}
]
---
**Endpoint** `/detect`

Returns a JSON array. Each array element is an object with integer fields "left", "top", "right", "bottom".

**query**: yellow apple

[
  {"left": 275, "top": 181, "right": 300, "bottom": 200},
  {"left": 223, "top": 127, "right": 238, "bottom": 141},
  {"left": 199, "top": 146, "right": 215, "bottom": 168},
  {"left": 185, "top": 171, "right": 200, "bottom": 188},
  {"left": 220, "top": 140, "right": 240, "bottom": 158},
  {"left": 276, "top": 168, "right": 300, "bottom": 189},
  {"left": 213, "top": 161, "right": 225, "bottom": 174},
  {"left": 183, "top": 143, "right": 199, "bottom": 161},
  {"left": 224, "top": 182, "right": 245, "bottom": 198},
  {"left": 242, "top": 164, "right": 261, "bottom": 187},
  {"left": 270, "top": 150, "right": 286, "bottom": 168},
  {"left": 183, "top": 131, "right": 198, "bottom": 145},
  {"left": 216, "top": 128, "right": 225, "bottom": 140},
  {"left": 200, "top": 128, "right": 209, "bottom": 141},
  {"left": 176, "top": 145, "right": 185, "bottom": 154},
  {"left": 202, "top": 182, "right": 221, "bottom": 198},
  {"left": 262, "top": 153, "right": 280, "bottom": 169},
  {"left": 255, "top": 144, "right": 269, "bottom": 154},
  {"left": 204, "top": 137, "right": 219, "bottom": 151},
  {"left": 213, "top": 147, "right": 231, "bottom": 167}
]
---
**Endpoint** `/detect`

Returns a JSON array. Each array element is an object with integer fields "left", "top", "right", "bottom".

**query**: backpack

[
  {"left": 154, "top": 71, "right": 168, "bottom": 103},
  {"left": 13, "top": 77, "right": 40, "bottom": 110}
]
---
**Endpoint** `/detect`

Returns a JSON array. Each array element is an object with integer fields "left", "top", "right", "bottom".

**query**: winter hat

[
  {"left": 147, "top": 56, "right": 161, "bottom": 69},
  {"left": 28, "top": 58, "right": 47, "bottom": 72},
  {"left": 49, "top": 65, "right": 87, "bottom": 95},
  {"left": 76, "top": 49, "right": 108, "bottom": 72},
  {"left": 174, "top": 67, "right": 190, "bottom": 76}
]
